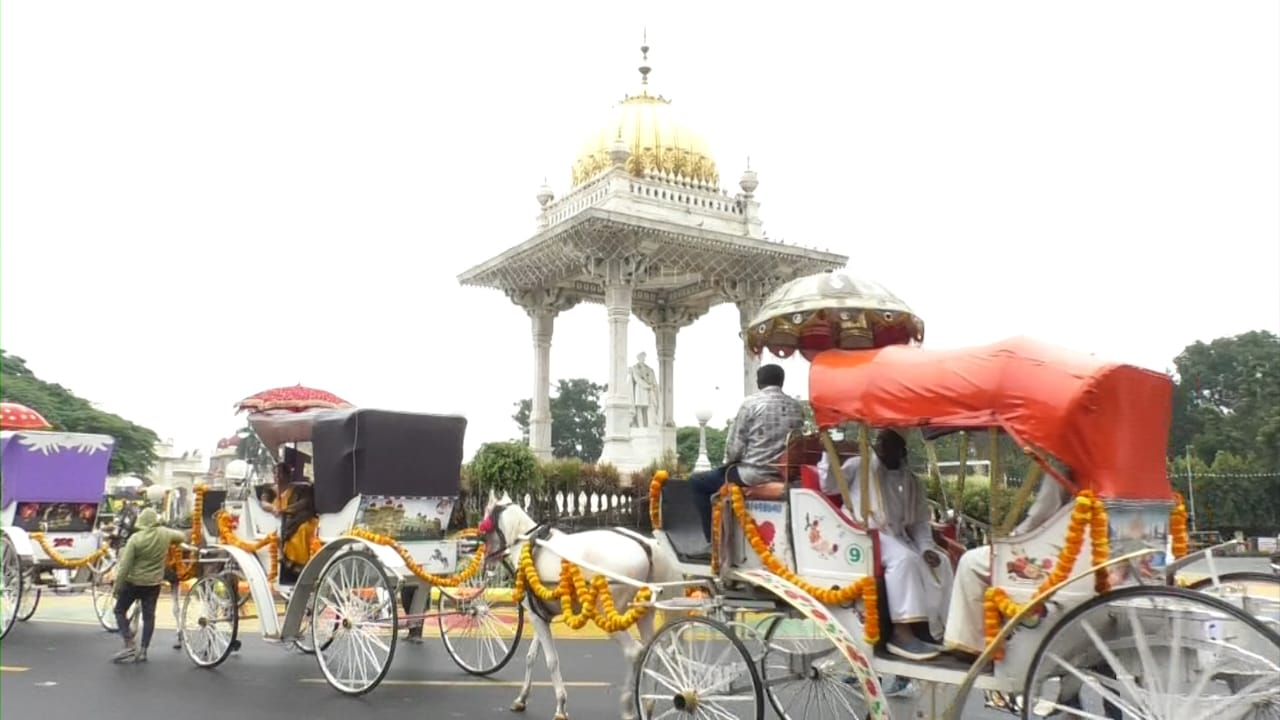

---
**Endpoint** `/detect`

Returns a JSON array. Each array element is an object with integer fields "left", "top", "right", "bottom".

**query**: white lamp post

[{"left": 694, "top": 408, "right": 713, "bottom": 471}]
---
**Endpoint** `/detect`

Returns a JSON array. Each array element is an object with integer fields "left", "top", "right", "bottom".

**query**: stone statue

[{"left": 629, "top": 352, "right": 659, "bottom": 428}]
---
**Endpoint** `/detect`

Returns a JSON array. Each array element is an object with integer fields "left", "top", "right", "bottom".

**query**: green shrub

[
  {"left": 470, "top": 441, "right": 543, "bottom": 498},
  {"left": 542, "top": 457, "right": 584, "bottom": 493}
]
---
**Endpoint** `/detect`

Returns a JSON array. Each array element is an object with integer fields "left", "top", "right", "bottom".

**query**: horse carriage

[
  {"left": 637, "top": 337, "right": 1280, "bottom": 720},
  {"left": 1, "top": 429, "right": 117, "bottom": 639},
  {"left": 172, "top": 407, "right": 524, "bottom": 696},
  {"left": 475, "top": 270, "right": 1278, "bottom": 720}
]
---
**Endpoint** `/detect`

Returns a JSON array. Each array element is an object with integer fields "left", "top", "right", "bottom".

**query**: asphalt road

[{"left": 3, "top": 556, "right": 1271, "bottom": 720}]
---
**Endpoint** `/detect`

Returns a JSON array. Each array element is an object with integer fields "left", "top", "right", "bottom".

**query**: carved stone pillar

[
  {"left": 637, "top": 303, "right": 707, "bottom": 459},
  {"left": 596, "top": 254, "right": 650, "bottom": 467},
  {"left": 716, "top": 278, "right": 777, "bottom": 399},
  {"left": 507, "top": 286, "right": 579, "bottom": 460}
]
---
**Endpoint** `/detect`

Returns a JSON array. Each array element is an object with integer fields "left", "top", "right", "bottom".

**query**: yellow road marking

[
  {"left": 299, "top": 679, "right": 610, "bottom": 687},
  {"left": 0, "top": 666, "right": 30, "bottom": 672}
]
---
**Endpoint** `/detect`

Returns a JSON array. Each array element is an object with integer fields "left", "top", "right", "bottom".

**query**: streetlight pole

[
  {"left": 694, "top": 409, "right": 713, "bottom": 471},
  {"left": 1185, "top": 444, "right": 1197, "bottom": 533}
]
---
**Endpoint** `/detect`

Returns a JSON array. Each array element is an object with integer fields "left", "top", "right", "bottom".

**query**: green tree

[
  {"left": 512, "top": 378, "right": 606, "bottom": 462},
  {"left": 1, "top": 350, "right": 159, "bottom": 476},
  {"left": 469, "top": 441, "right": 543, "bottom": 499},
  {"left": 676, "top": 426, "right": 726, "bottom": 468},
  {"left": 1169, "top": 330, "right": 1280, "bottom": 466}
]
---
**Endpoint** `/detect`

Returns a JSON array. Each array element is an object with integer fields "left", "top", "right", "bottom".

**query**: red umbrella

[
  {"left": 0, "top": 402, "right": 52, "bottom": 430},
  {"left": 234, "top": 384, "right": 353, "bottom": 413}
]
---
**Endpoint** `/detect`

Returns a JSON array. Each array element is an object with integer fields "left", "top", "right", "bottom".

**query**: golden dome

[{"left": 570, "top": 46, "right": 719, "bottom": 188}]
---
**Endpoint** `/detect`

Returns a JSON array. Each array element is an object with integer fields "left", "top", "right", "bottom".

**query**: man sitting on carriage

[
  {"left": 688, "top": 363, "right": 806, "bottom": 553},
  {"left": 818, "top": 428, "right": 955, "bottom": 661},
  {"left": 942, "top": 467, "right": 1071, "bottom": 659}
]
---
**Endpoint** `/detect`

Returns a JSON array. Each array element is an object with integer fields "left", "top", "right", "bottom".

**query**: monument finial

[{"left": 638, "top": 29, "right": 651, "bottom": 90}]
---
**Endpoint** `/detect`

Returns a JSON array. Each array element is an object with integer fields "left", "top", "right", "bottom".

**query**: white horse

[{"left": 478, "top": 490, "right": 682, "bottom": 720}]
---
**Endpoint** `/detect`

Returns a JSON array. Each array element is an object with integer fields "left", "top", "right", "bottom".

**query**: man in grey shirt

[{"left": 689, "top": 364, "right": 806, "bottom": 549}]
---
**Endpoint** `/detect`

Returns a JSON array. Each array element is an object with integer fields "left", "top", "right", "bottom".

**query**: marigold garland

[
  {"left": 509, "top": 540, "right": 653, "bottom": 633},
  {"left": 1170, "top": 492, "right": 1189, "bottom": 559},
  {"left": 28, "top": 533, "right": 111, "bottom": 568},
  {"left": 648, "top": 470, "right": 669, "bottom": 530},
  {"left": 212, "top": 508, "right": 279, "bottom": 581},
  {"left": 345, "top": 527, "right": 485, "bottom": 588},
  {"left": 166, "top": 484, "right": 207, "bottom": 581},
  {"left": 981, "top": 490, "right": 1112, "bottom": 659},
  {"left": 711, "top": 484, "right": 880, "bottom": 644}
]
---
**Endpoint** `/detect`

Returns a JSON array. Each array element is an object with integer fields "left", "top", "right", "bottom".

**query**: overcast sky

[{"left": 2, "top": 1, "right": 1277, "bottom": 460}]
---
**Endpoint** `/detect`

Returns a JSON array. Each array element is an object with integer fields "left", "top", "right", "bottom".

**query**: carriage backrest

[{"left": 310, "top": 408, "right": 467, "bottom": 515}]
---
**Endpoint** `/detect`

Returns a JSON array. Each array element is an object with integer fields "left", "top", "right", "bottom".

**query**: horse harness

[{"left": 487, "top": 503, "right": 654, "bottom": 624}]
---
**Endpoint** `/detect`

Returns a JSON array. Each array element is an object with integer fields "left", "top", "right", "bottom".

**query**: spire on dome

[{"left": 638, "top": 29, "right": 651, "bottom": 92}]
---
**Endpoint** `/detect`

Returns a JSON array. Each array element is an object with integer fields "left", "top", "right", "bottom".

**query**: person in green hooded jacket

[{"left": 111, "top": 506, "right": 189, "bottom": 662}]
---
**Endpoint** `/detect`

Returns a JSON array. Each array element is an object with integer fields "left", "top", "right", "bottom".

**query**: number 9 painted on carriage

[{"left": 846, "top": 544, "right": 863, "bottom": 565}]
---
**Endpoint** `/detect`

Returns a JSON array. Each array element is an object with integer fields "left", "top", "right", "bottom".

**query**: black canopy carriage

[{"left": 177, "top": 408, "right": 523, "bottom": 696}]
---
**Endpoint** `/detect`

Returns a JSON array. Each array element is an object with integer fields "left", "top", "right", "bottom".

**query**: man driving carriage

[
  {"left": 688, "top": 364, "right": 806, "bottom": 552},
  {"left": 818, "top": 428, "right": 955, "bottom": 661}
]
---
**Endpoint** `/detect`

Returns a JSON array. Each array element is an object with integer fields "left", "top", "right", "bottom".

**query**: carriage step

[{"left": 870, "top": 649, "right": 1011, "bottom": 692}]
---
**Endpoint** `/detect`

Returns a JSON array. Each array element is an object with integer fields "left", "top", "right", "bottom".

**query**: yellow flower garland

[
  {"left": 167, "top": 485, "right": 207, "bottom": 581},
  {"left": 981, "top": 490, "right": 1111, "bottom": 659},
  {"left": 509, "top": 539, "right": 654, "bottom": 633},
  {"left": 345, "top": 528, "right": 485, "bottom": 588},
  {"left": 28, "top": 533, "right": 111, "bottom": 569},
  {"left": 649, "top": 470, "right": 669, "bottom": 530},
  {"left": 1170, "top": 492, "right": 1189, "bottom": 559},
  {"left": 711, "top": 484, "right": 880, "bottom": 644}
]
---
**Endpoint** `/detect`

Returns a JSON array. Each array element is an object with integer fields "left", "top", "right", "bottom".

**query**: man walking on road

[{"left": 111, "top": 507, "right": 189, "bottom": 663}]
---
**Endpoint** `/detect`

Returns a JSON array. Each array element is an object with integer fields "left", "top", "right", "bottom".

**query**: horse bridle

[{"left": 479, "top": 501, "right": 548, "bottom": 570}]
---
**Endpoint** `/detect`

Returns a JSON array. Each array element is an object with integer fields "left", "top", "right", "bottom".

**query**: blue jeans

[{"left": 689, "top": 465, "right": 740, "bottom": 541}]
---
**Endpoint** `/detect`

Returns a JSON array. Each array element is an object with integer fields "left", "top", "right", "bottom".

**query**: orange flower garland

[
  {"left": 29, "top": 533, "right": 110, "bottom": 568},
  {"left": 982, "top": 490, "right": 1112, "bottom": 658},
  {"left": 166, "top": 484, "right": 208, "bottom": 581},
  {"left": 346, "top": 527, "right": 484, "bottom": 588},
  {"left": 649, "top": 470, "right": 669, "bottom": 530},
  {"left": 1170, "top": 492, "right": 1189, "bottom": 559},
  {"left": 714, "top": 484, "right": 880, "bottom": 644},
  {"left": 509, "top": 539, "right": 653, "bottom": 633}
]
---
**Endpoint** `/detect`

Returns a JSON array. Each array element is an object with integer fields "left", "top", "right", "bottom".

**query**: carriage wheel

[
  {"left": 1, "top": 537, "right": 21, "bottom": 640},
  {"left": 295, "top": 600, "right": 339, "bottom": 655},
  {"left": 758, "top": 614, "right": 870, "bottom": 720},
  {"left": 91, "top": 564, "right": 120, "bottom": 632},
  {"left": 1020, "top": 585, "right": 1280, "bottom": 720},
  {"left": 311, "top": 550, "right": 397, "bottom": 696},
  {"left": 634, "top": 615, "right": 764, "bottom": 720},
  {"left": 180, "top": 575, "right": 240, "bottom": 668},
  {"left": 438, "top": 562, "right": 525, "bottom": 676},
  {"left": 17, "top": 572, "right": 40, "bottom": 621}
]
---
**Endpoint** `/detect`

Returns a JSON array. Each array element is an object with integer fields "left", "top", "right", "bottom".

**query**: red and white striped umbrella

[{"left": 0, "top": 402, "right": 52, "bottom": 430}]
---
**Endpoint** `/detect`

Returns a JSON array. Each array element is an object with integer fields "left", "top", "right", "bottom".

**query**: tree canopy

[
  {"left": 512, "top": 378, "right": 606, "bottom": 462},
  {"left": 1, "top": 350, "right": 160, "bottom": 476}
]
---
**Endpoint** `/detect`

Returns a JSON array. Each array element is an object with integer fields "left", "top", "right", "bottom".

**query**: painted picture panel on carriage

[{"left": 353, "top": 495, "right": 454, "bottom": 542}]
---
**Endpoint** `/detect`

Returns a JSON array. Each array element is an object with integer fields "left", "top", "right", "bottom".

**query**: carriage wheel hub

[
  {"left": 672, "top": 690, "right": 698, "bottom": 712},
  {"left": 197, "top": 617, "right": 208, "bottom": 627},
  {"left": 341, "top": 618, "right": 352, "bottom": 630}
]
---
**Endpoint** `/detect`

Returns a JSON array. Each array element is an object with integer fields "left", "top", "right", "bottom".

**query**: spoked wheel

[
  {"left": 180, "top": 574, "right": 240, "bottom": 668},
  {"left": 1021, "top": 585, "right": 1280, "bottom": 720},
  {"left": 17, "top": 572, "right": 40, "bottom": 621},
  {"left": 295, "top": 601, "right": 339, "bottom": 655},
  {"left": 311, "top": 549, "right": 398, "bottom": 696},
  {"left": 220, "top": 567, "right": 250, "bottom": 612},
  {"left": 438, "top": 562, "right": 525, "bottom": 676},
  {"left": 92, "top": 563, "right": 119, "bottom": 631},
  {"left": 635, "top": 615, "right": 765, "bottom": 720},
  {"left": 758, "top": 614, "right": 870, "bottom": 720},
  {"left": 1, "top": 537, "right": 21, "bottom": 640}
]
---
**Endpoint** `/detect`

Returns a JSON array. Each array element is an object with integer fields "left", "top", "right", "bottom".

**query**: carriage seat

[{"left": 741, "top": 481, "right": 787, "bottom": 501}]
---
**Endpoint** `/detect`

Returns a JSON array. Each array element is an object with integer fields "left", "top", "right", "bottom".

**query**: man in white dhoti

[
  {"left": 819, "top": 429, "right": 955, "bottom": 661},
  {"left": 941, "top": 471, "right": 1072, "bottom": 658}
]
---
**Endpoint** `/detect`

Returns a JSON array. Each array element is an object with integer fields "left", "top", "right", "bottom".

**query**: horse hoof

[
  {"left": 510, "top": 701, "right": 525, "bottom": 713},
  {"left": 553, "top": 714, "right": 569, "bottom": 720}
]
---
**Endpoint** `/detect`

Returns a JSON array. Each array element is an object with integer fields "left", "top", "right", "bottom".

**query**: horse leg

[
  {"left": 529, "top": 613, "right": 570, "bottom": 720},
  {"left": 511, "top": 609, "right": 541, "bottom": 713},
  {"left": 613, "top": 590, "right": 651, "bottom": 720}
]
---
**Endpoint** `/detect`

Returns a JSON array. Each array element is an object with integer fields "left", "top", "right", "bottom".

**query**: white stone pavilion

[{"left": 457, "top": 43, "right": 847, "bottom": 473}]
